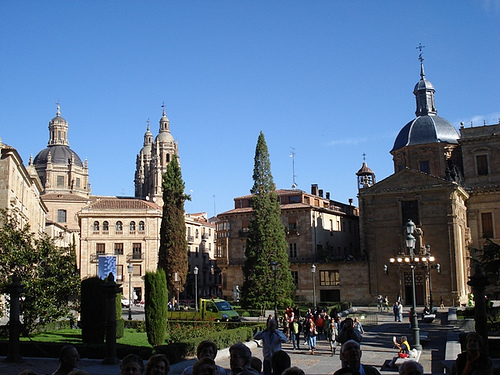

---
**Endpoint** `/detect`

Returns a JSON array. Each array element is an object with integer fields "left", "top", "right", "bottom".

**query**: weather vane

[{"left": 416, "top": 43, "right": 425, "bottom": 63}]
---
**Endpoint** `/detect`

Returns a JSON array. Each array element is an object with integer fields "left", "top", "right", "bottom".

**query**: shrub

[{"left": 145, "top": 269, "right": 168, "bottom": 346}]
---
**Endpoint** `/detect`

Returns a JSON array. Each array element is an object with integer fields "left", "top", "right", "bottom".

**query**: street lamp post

[
  {"left": 425, "top": 245, "right": 434, "bottom": 311},
  {"left": 405, "top": 219, "right": 421, "bottom": 350},
  {"left": 271, "top": 261, "right": 278, "bottom": 321},
  {"left": 311, "top": 264, "right": 316, "bottom": 308},
  {"left": 127, "top": 263, "right": 133, "bottom": 320},
  {"left": 194, "top": 266, "right": 199, "bottom": 312}
]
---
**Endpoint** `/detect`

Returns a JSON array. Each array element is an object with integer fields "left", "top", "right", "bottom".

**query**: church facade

[{"left": 359, "top": 57, "right": 500, "bottom": 307}]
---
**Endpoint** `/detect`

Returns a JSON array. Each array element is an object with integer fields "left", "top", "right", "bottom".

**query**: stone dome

[
  {"left": 155, "top": 131, "right": 174, "bottom": 144},
  {"left": 414, "top": 76, "right": 434, "bottom": 93},
  {"left": 34, "top": 145, "right": 84, "bottom": 167},
  {"left": 391, "top": 115, "right": 459, "bottom": 152}
]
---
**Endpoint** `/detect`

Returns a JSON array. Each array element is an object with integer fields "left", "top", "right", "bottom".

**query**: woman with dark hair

[
  {"left": 145, "top": 354, "right": 169, "bottom": 375},
  {"left": 307, "top": 317, "right": 317, "bottom": 355},
  {"left": 451, "top": 332, "right": 493, "bottom": 375},
  {"left": 182, "top": 340, "right": 227, "bottom": 375}
]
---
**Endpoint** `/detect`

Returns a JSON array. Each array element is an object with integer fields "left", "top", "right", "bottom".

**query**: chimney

[
  {"left": 318, "top": 189, "right": 323, "bottom": 198},
  {"left": 326, "top": 192, "right": 330, "bottom": 200},
  {"left": 311, "top": 184, "right": 318, "bottom": 196},
  {"left": 349, "top": 198, "right": 353, "bottom": 206}
]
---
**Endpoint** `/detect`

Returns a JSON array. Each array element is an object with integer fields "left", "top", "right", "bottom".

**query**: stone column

[
  {"left": 5, "top": 275, "right": 25, "bottom": 363},
  {"left": 467, "top": 264, "right": 490, "bottom": 355},
  {"left": 101, "top": 272, "right": 121, "bottom": 364}
]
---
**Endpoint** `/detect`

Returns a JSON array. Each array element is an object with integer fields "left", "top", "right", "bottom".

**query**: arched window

[
  {"left": 116, "top": 221, "right": 123, "bottom": 231},
  {"left": 139, "top": 221, "right": 145, "bottom": 231},
  {"left": 93, "top": 221, "right": 100, "bottom": 231},
  {"left": 130, "top": 221, "right": 136, "bottom": 231},
  {"left": 103, "top": 221, "right": 109, "bottom": 231}
]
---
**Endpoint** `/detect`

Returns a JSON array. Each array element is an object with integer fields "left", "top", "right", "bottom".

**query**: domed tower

[
  {"left": 356, "top": 156, "right": 375, "bottom": 191},
  {"left": 136, "top": 105, "right": 178, "bottom": 205},
  {"left": 391, "top": 55, "right": 463, "bottom": 181},
  {"left": 30, "top": 104, "right": 90, "bottom": 197},
  {"left": 135, "top": 121, "right": 154, "bottom": 199}
]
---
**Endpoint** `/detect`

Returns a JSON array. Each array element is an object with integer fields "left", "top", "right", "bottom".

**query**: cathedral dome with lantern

[
  {"left": 391, "top": 60, "right": 459, "bottom": 153},
  {"left": 30, "top": 105, "right": 89, "bottom": 196}
]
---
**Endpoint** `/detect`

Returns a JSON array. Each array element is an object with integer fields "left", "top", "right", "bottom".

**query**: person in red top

[{"left": 315, "top": 314, "right": 325, "bottom": 339}]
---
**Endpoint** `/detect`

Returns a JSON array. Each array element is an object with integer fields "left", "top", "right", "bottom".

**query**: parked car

[{"left": 121, "top": 298, "right": 131, "bottom": 307}]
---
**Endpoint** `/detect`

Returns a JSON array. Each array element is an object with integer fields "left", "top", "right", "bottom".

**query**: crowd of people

[{"left": 14, "top": 305, "right": 493, "bottom": 375}]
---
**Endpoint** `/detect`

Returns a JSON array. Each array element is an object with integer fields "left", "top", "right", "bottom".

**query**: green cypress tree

[
  {"left": 241, "top": 132, "right": 295, "bottom": 309},
  {"left": 158, "top": 155, "right": 190, "bottom": 301},
  {"left": 144, "top": 269, "right": 168, "bottom": 347}
]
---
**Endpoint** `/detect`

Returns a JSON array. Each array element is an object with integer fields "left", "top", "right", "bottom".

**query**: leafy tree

[
  {"left": 473, "top": 239, "right": 500, "bottom": 298},
  {"left": 145, "top": 269, "right": 168, "bottom": 346},
  {"left": 241, "top": 132, "right": 295, "bottom": 309},
  {"left": 0, "top": 209, "right": 80, "bottom": 334},
  {"left": 158, "top": 155, "right": 190, "bottom": 301}
]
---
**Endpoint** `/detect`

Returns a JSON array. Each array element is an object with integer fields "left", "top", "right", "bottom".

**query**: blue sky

[{"left": 1, "top": 1, "right": 499, "bottom": 216}]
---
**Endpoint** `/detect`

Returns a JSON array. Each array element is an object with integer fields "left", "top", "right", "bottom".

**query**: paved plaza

[{"left": 0, "top": 307, "right": 456, "bottom": 375}]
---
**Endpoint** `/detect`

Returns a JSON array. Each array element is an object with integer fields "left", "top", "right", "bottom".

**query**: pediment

[{"left": 359, "top": 168, "right": 456, "bottom": 195}]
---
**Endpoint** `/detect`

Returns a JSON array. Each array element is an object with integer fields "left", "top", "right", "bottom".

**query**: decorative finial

[
  {"left": 161, "top": 102, "right": 166, "bottom": 117},
  {"left": 362, "top": 153, "right": 366, "bottom": 162},
  {"left": 146, "top": 118, "right": 150, "bottom": 131},
  {"left": 56, "top": 101, "right": 61, "bottom": 116},
  {"left": 416, "top": 43, "right": 425, "bottom": 63}
]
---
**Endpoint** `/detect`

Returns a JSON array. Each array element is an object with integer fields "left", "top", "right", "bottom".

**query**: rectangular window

[
  {"left": 320, "top": 270, "right": 340, "bottom": 286},
  {"left": 216, "top": 244, "right": 223, "bottom": 258},
  {"left": 419, "top": 160, "right": 430, "bottom": 174},
  {"left": 76, "top": 177, "right": 81, "bottom": 188},
  {"left": 291, "top": 271, "right": 299, "bottom": 286},
  {"left": 401, "top": 200, "right": 420, "bottom": 226},
  {"left": 57, "top": 209, "right": 67, "bottom": 223},
  {"left": 476, "top": 155, "right": 489, "bottom": 176},
  {"left": 57, "top": 175, "right": 64, "bottom": 187},
  {"left": 289, "top": 243, "right": 297, "bottom": 258},
  {"left": 132, "top": 243, "right": 142, "bottom": 259},
  {"left": 96, "top": 243, "right": 105, "bottom": 254},
  {"left": 114, "top": 243, "right": 124, "bottom": 255},
  {"left": 133, "top": 264, "right": 141, "bottom": 277},
  {"left": 116, "top": 265, "right": 123, "bottom": 281},
  {"left": 481, "top": 212, "right": 494, "bottom": 238}
]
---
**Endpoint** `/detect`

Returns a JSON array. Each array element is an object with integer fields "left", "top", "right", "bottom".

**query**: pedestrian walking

[
  {"left": 306, "top": 317, "right": 317, "bottom": 355},
  {"left": 290, "top": 316, "right": 301, "bottom": 350}
]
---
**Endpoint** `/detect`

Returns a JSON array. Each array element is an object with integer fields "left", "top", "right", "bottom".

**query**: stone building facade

[
  {"left": 216, "top": 186, "right": 368, "bottom": 304},
  {"left": 78, "top": 197, "right": 162, "bottom": 302},
  {"left": 0, "top": 140, "right": 47, "bottom": 233},
  {"left": 359, "top": 58, "right": 500, "bottom": 307},
  {"left": 460, "top": 123, "right": 500, "bottom": 249},
  {"left": 185, "top": 213, "right": 220, "bottom": 300}
]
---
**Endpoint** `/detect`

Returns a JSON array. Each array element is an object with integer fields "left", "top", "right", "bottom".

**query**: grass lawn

[{"left": 8, "top": 329, "right": 152, "bottom": 349}]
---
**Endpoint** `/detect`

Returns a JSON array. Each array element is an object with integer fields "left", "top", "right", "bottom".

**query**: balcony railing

[
  {"left": 127, "top": 253, "right": 144, "bottom": 262},
  {"left": 187, "top": 236, "right": 195, "bottom": 243}
]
